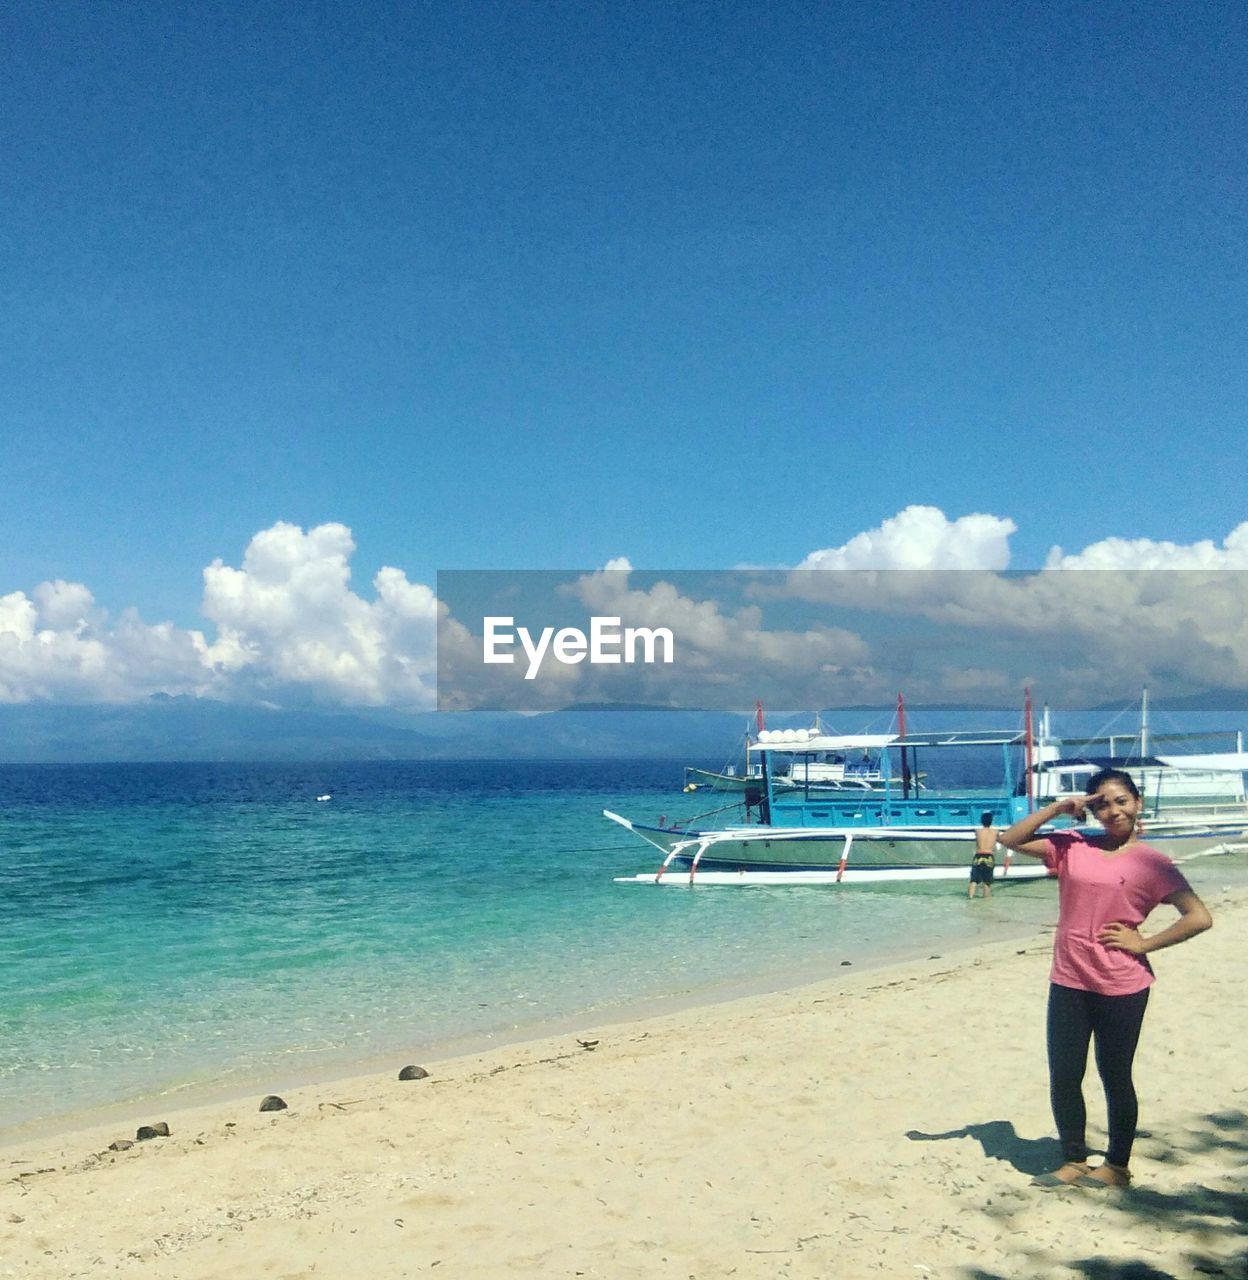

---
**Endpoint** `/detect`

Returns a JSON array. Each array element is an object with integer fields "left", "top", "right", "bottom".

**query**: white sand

[{"left": 3, "top": 889, "right": 1245, "bottom": 1279}]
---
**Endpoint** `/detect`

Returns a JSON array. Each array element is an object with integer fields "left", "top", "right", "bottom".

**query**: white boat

[
  {"left": 1032, "top": 752, "right": 1248, "bottom": 812},
  {"left": 1028, "top": 690, "right": 1248, "bottom": 837},
  {"left": 682, "top": 729, "right": 913, "bottom": 794}
]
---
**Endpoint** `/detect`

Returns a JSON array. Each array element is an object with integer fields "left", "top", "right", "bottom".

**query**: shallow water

[{"left": 3, "top": 758, "right": 1245, "bottom": 1137}]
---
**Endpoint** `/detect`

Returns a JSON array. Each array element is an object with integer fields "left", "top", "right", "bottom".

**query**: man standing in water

[{"left": 969, "top": 811, "right": 997, "bottom": 899}]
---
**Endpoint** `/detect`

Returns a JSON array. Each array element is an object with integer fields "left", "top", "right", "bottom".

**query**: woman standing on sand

[{"left": 997, "top": 768, "right": 1212, "bottom": 1189}]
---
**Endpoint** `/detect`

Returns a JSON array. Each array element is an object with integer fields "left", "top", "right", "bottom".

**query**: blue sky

[{"left": 3, "top": 1, "right": 1247, "bottom": 709}]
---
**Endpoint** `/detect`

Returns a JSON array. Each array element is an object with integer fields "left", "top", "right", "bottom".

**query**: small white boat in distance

[{"left": 683, "top": 730, "right": 917, "bottom": 794}]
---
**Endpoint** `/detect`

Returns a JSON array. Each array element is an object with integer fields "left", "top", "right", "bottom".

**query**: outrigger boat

[
  {"left": 610, "top": 727, "right": 1047, "bottom": 885},
  {"left": 608, "top": 693, "right": 1248, "bottom": 886}
]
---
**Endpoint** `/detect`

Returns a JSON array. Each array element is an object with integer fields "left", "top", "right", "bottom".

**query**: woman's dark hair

[
  {"left": 1084, "top": 767, "right": 1141, "bottom": 799},
  {"left": 980, "top": 811, "right": 993, "bottom": 826}
]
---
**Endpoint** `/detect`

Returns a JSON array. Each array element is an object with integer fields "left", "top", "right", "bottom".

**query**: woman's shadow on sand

[{"left": 905, "top": 1120, "right": 1063, "bottom": 1175}]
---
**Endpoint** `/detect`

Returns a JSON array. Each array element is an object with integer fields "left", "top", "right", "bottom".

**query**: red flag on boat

[{"left": 755, "top": 699, "right": 765, "bottom": 733}]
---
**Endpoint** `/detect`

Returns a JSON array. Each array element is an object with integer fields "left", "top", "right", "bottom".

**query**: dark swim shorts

[{"left": 970, "top": 862, "right": 995, "bottom": 884}]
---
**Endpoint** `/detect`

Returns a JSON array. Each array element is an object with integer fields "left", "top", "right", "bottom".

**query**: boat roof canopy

[
  {"left": 754, "top": 731, "right": 897, "bottom": 752},
  {"left": 1045, "top": 752, "right": 1248, "bottom": 772},
  {"left": 753, "top": 729, "right": 1024, "bottom": 753},
  {"left": 1063, "top": 730, "right": 1242, "bottom": 747},
  {"left": 1043, "top": 755, "right": 1169, "bottom": 770}
]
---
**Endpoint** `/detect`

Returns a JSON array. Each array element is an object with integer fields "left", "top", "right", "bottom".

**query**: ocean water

[{"left": 3, "top": 756, "right": 1246, "bottom": 1140}]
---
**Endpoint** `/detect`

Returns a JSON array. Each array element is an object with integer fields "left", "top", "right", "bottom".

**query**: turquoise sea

[{"left": 4, "top": 753, "right": 1247, "bottom": 1142}]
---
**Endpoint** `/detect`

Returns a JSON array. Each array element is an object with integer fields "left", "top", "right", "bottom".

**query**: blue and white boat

[
  {"left": 610, "top": 727, "right": 1048, "bottom": 884},
  {"left": 608, "top": 710, "right": 1248, "bottom": 886}
]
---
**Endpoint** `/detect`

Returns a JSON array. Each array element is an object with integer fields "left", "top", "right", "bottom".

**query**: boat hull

[
  {"left": 606, "top": 811, "right": 1248, "bottom": 884},
  {"left": 621, "top": 822, "right": 1010, "bottom": 873},
  {"left": 613, "top": 864, "right": 1051, "bottom": 885}
]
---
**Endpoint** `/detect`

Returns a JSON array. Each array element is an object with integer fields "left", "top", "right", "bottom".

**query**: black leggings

[{"left": 1047, "top": 982, "right": 1150, "bottom": 1168}]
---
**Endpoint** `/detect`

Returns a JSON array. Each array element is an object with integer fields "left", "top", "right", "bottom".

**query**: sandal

[
  {"left": 1030, "top": 1162, "right": 1091, "bottom": 1189},
  {"left": 1073, "top": 1163, "right": 1131, "bottom": 1189}
]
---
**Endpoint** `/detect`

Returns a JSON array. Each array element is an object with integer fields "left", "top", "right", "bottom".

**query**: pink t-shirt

[{"left": 1042, "top": 832, "right": 1191, "bottom": 995}]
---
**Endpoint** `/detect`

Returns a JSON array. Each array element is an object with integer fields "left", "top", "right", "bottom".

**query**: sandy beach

[{"left": 3, "top": 889, "right": 1245, "bottom": 1280}]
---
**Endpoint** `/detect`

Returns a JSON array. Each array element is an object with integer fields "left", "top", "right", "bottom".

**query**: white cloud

[
  {"left": 0, "top": 590, "right": 38, "bottom": 643},
  {"left": 797, "top": 505, "right": 1017, "bottom": 571},
  {"left": 32, "top": 580, "right": 100, "bottom": 631},
  {"left": 779, "top": 509, "right": 1248, "bottom": 704},
  {"left": 1045, "top": 522, "right": 1248, "bottom": 569},
  {"left": 5, "top": 511, "right": 1248, "bottom": 711},
  {"left": 0, "top": 585, "right": 211, "bottom": 704},
  {"left": 199, "top": 522, "right": 438, "bottom": 708},
  {"left": 0, "top": 522, "right": 440, "bottom": 709}
]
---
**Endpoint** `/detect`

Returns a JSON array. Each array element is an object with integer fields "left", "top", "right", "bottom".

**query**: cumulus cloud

[
  {"left": 200, "top": 522, "right": 439, "bottom": 708},
  {"left": 0, "top": 584, "right": 212, "bottom": 704},
  {"left": 796, "top": 506, "right": 1017, "bottom": 571},
  {"left": 0, "top": 523, "right": 441, "bottom": 709},
  {"left": 779, "top": 508, "right": 1248, "bottom": 704},
  {"left": 32, "top": 580, "right": 100, "bottom": 631},
  {"left": 1045, "top": 523, "right": 1248, "bottom": 570},
  {"left": 773, "top": 505, "right": 1024, "bottom": 634},
  {"left": 5, "top": 511, "right": 1248, "bottom": 712}
]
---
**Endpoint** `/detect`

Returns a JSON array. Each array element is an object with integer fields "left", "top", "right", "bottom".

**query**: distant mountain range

[
  {"left": 1, "top": 692, "right": 1246, "bottom": 763},
  {"left": 0, "top": 698, "right": 747, "bottom": 763}
]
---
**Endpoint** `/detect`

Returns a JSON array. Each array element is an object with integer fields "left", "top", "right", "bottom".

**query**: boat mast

[
  {"left": 1024, "top": 687, "right": 1035, "bottom": 812},
  {"left": 754, "top": 699, "right": 772, "bottom": 826},
  {"left": 897, "top": 692, "right": 910, "bottom": 799},
  {"left": 1141, "top": 687, "right": 1150, "bottom": 758},
  {"left": 746, "top": 699, "right": 764, "bottom": 780}
]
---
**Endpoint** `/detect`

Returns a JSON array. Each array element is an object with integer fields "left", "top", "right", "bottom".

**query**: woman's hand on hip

[{"left": 1097, "top": 921, "right": 1146, "bottom": 954}]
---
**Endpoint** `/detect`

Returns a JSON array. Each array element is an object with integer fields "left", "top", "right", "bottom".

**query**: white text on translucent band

[{"left": 482, "top": 616, "right": 676, "bottom": 680}]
